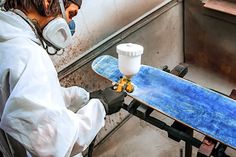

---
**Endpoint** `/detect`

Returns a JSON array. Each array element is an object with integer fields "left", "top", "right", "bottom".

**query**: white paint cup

[{"left": 116, "top": 43, "right": 144, "bottom": 77}]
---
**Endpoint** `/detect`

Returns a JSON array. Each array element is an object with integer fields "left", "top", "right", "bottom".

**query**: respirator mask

[
  {"left": 42, "top": 0, "right": 74, "bottom": 54},
  {"left": 42, "top": 17, "right": 72, "bottom": 50}
]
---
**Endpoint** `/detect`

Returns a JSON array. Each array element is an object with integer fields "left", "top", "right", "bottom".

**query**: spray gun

[
  {"left": 113, "top": 43, "right": 143, "bottom": 93},
  {"left": 88, "top": 43, "right": 143, "bottom": 157}
]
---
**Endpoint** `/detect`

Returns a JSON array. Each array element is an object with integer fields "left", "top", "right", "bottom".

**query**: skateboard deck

[{"left": 92, "top": 55, "right": 236, "bottom": 149}]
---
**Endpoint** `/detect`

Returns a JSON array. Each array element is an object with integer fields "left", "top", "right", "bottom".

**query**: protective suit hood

[{"left": 0, "top": 10, "right": 40, "bottom": 44}]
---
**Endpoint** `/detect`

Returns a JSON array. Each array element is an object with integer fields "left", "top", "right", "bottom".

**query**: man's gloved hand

[{"left": 90, "top": 87, "right": 127, "bottom": 115}]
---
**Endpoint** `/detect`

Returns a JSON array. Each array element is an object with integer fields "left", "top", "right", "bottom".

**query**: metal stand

[
  {"left": 123, "top": 98, "right": 232, "bottom": 157},
  {"left": 169, "top": 122, "right": 194, "bottom": 157}
]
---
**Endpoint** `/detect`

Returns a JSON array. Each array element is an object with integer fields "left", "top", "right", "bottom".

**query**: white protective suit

[{"left": 0, "top": 10, "right": 106, "bottom": 157}]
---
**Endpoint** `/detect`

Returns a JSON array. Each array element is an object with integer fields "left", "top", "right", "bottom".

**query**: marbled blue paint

[{"left": 92, "top": 55, "right": 236, "bottom": 149}]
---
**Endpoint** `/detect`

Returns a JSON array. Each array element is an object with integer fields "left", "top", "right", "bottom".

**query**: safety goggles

[{"left": 69, "top": 0, "right": 82, "bottom": 8}]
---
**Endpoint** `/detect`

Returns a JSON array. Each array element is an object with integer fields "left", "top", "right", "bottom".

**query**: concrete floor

[{"left": 92, "top": 64, "right": 236, "bottom": 157}]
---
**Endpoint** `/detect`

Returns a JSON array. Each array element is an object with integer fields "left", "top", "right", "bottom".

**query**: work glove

[{"left": 90, "top": 87, "right": 127, "bottom": 115}]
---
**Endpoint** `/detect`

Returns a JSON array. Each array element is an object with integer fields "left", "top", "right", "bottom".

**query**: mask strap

[
  {"left": 58, "top": 0, "right": 67, "bottom": 20},
  {"left": 46, "top": 46, "right": 65, "bottom": 56}
]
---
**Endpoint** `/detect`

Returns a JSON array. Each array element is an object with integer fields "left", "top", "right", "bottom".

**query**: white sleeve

[
  {"left": 61, "top": 86, "right": 90, "bottom": 112},
  {"left": 0, "top": 44, "right": 106, "bottom": 157}
]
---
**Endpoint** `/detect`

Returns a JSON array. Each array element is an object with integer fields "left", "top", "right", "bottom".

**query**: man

[{"left": 0, "top": 0, "right": 126, "bottom": 156}]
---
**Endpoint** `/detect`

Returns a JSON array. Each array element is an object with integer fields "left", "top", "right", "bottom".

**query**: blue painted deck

[{"left": 92, "top": 55, "right": 236, "bottom": 149}]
